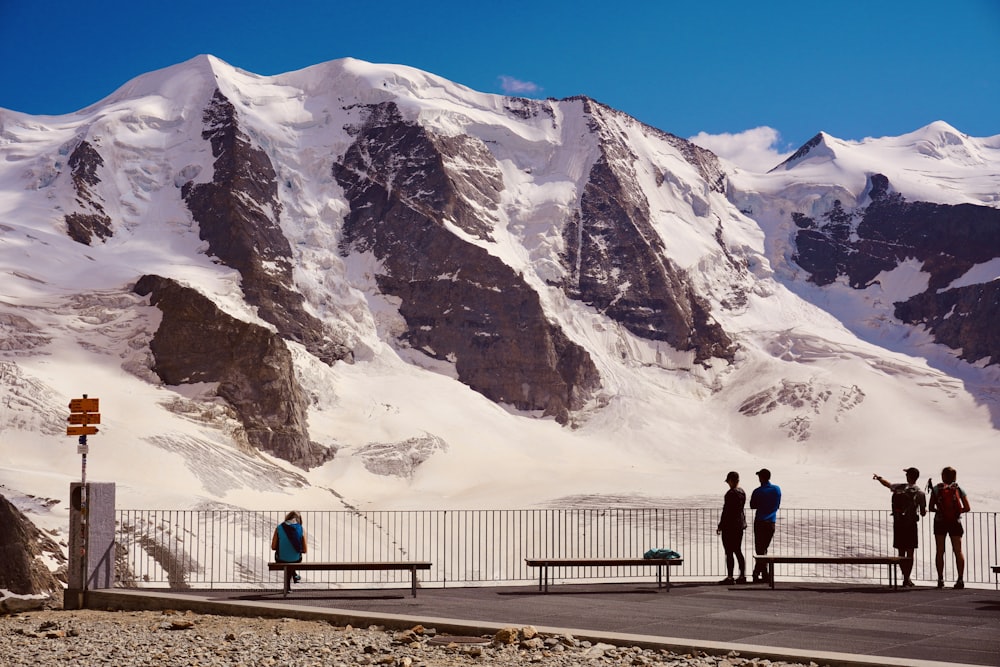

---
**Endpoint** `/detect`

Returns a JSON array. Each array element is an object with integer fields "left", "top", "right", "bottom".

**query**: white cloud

[
  {"left": 688, "top": 127, "right": 793, "bottom": 173},
  {"left": 498, "top": 75, "right": 541, "bottom": 95}
]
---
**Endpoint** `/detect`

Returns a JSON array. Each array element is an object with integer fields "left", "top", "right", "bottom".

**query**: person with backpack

[
  {"left": 928, "top": 466, "right": 972, "bottom": 589},
  {"left": 271, "top": 510, "right": 308, "bottom": 585},
  {"left": 874, "top": 467, "right": 926, "bottom": 587}
]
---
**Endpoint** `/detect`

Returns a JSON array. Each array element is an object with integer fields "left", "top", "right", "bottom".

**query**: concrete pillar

[{"left": 65, "top": 482, "right": 116, "bottom": 609}]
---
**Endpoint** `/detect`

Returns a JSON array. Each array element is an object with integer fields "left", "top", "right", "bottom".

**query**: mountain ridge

[{"left": 0, "top": 56, "right": 997, "bottom": 527}]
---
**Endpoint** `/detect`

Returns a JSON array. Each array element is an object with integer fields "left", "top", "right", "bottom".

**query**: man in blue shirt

[{"left": 749, "top": 468, "right": 781, "bottom": 583}]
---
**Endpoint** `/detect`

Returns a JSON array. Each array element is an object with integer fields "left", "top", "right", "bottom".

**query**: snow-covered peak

[
  {"left": 770, "top": 131, "right": 843, "bottom": 171},
  {"left": 739, "top": 121, "right": 1000, "bottom": 208}
]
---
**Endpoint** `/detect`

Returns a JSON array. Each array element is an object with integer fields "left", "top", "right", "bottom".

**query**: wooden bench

[
  {"left": 992, "top": 565, "right": 999, "bottom": 590},
  {"left": 754, "top": 556, "right": 913, "bottom": 590},
  {"left": 525, "top": 558, "right": 683, "bottom": 593},
  {"left": 268, "top": 561, "right": 432, "bottom": 597}
]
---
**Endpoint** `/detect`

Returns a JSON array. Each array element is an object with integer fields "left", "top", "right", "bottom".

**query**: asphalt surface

[{"left": 89, "top": 579, "right": 1000, "bottom": 667}]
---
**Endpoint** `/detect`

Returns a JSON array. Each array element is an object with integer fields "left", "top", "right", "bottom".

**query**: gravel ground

[{"left": 0, "top": 609, "right": 825, "bottom": 667}]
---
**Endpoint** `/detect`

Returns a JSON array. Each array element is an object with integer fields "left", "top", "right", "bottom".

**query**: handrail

[{"left": 114, "top": 508, "right": 999, "bottom": 589}]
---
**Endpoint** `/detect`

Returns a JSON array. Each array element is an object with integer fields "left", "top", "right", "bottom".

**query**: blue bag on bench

[{"left": 643, "top": 548, "right": 682, "bottom": 559}]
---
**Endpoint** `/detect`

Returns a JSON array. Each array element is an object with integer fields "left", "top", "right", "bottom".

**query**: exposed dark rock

[
  {"left": 133, "top": 274, "right": 333, "bottom": 469},
  {"left": 771, "top": 132, "right": 825, "bottom": 172},
  {"left": 562, "top": 100, "right": 735, "bottom": 365},
  {"left": 0, "top": 494, "right": 64, "bottom": 606},
  {"left": 334, "top": 102, "right": 600, "bottom": 424},
  {"left": 895, "top": 281, "right": 1000, "bottom": 366},
  {"left": 64, "top": 140, "right": 112, "bottom": 245},
  {"left": 791, "top": 174, "right": 1000, "bottom": 366},
  {"left": 181, "top": 90, "right": 350, "bottom": 366}
]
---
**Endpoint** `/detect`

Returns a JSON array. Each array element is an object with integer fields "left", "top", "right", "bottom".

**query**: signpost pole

[{"left": 67, "top": 394, "right": 100, "bottom": 605}]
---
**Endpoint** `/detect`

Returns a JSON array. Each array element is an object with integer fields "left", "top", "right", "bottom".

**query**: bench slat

[
  {"left": 754, "top": 556, "right": 911, "bottom": 590},
  {"left": 268, "top": 561, "right": 431, "bottom": 571},
  {"left": 525, "top": 558, "right": 682, "bottom": 567},
  {"left": 755, "top": 556, "right": 909, "bottom": 565},
  {"left": 267, "top": 561, "right": 432, "bottom": 598},
  {"left": 525, "top": 557, "right": 682, "bottom": 592}
]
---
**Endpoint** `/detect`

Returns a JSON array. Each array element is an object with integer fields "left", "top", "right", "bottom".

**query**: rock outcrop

[
  {"left": 133, "top": 274, "right": 332, "bottom": 469},
  {"left": 562, "top": 100, "right": 735, "bottom": 365},
  {"left": 792, "top": 173, "right": 1000, "bottom": 366},
  {"left": 334, "top": 102, "right": 601, "bottom": 423},
  {"left": 64, "top": 139, "right": 113, "bottom": 245},
  {"left": 181, "top": 90, "right": 350, "bottom": 366},
  {"left": 0, "top": 494, "right": 64, "bottom": 609}
]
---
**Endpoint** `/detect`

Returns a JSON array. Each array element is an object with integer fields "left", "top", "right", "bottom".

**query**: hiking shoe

[
  {"left": 718, "top": 577, "right": 735, "bottom": 585},
  {"left": 735, "top": 576, "right": 748, "bottom": 584},
  {"left": 937, "top": 579, "right": 945, "bottom": 589},
  {"left": 954, "top": 580, "right": 964, "bottom": 589},
  {"left": 902, "top": 579, "right": 915, "bottom": 587},
  {"left": 292, "top": 574, "right": 301, "bottom": 584}
]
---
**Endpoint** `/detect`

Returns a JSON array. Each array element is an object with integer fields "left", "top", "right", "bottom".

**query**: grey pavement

[{"left": 89, "top": 580, "right": 1000, "bottom": 667}]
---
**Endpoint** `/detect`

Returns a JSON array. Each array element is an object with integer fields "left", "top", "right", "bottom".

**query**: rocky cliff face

[
  {"left": 182, "top": 90, "right": 350, "bottom": 366},
  {"left": 133, "top": 274, "right": 332, "bottom": 469},
  {"left": 64, "top": 139, "right": 113, "bottom": 245},
  {"left": 0, "top": 494, "right": 64, "bottom": 608},
  {"left": 334, "top": 102, "right": 601, "bottom": 423},
  {"left": 791, "top": 173, "right": 1000, "bottom": 366},
  {"left": 563, "top": 100, "right": 735, "bottom": 365}
]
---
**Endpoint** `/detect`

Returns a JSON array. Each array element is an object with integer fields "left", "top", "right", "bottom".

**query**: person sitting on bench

[{"left": 271, "top": 510, "right": 308, "bottom": 584}]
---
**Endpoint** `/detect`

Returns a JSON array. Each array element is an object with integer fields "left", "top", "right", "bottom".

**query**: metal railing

[{"left": 114, "top": 508, "right": 999, "bottom": 590}]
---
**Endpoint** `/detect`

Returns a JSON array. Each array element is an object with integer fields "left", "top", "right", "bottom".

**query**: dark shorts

[
  {"left": 721, "top": 528, "right": 744, "bottom": 553},
  {"left": 893, "top": 519, "right": 918, "bottom": 550},
  {"left": 934, "top": 518, "right": 964, "bottom": 538}
]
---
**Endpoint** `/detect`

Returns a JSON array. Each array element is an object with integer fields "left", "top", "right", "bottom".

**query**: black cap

[
  {"left": 903, "top": 467, "right": 919, "bottom": 478},
  {"left": 756, "top": 468, "right": 771, "bottom": 479}
]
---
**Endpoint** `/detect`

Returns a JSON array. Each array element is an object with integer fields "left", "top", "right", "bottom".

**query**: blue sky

[{"left": 2, "top": 0, "right": 998, "bottom": 159}]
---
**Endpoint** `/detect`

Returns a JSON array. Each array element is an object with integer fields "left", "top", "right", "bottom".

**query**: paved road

[{"left": 91, "top": 580, "right": 1000, "bottom": 667}]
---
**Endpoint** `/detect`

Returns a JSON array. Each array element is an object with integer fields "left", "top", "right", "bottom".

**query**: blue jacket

[
  {"left": 750, "top": 482, "right": 781, "bottom": 523},
  {"left": 274, "top": 520, "right": 304, "bottom": 563}
]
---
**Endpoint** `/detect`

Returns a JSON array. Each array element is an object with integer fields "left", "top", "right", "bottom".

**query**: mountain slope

[{"left": 1, "top": 56, "right": 997, "bottom": 525}]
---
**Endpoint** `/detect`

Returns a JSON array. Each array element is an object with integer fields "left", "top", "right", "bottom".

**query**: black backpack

[{"left": 891, "top": 485, "right": 920, "bottom": 520}]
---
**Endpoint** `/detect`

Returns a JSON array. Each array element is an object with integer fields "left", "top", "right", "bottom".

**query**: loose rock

[{"left": 0, "top": 609, "right": 831, "bottom": 667}]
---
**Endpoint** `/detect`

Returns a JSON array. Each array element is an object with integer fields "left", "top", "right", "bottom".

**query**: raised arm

[{"left": 873, "top": 474, "right": 891, "bottom": 489}]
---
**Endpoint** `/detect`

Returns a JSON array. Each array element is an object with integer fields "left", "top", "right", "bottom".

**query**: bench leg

[
  {"left": 284, "top": 567, "right": 291, "bottom": 597},
  {"left": 768, "top": 561, "right": 775, "bottom": 589},
  {"left": 410, "top": 567, "right": 417, "bottom": 597}
]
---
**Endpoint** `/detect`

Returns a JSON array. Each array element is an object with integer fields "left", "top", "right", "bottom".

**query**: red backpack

[{"left": 935, "top": 483, "right": 963, "bottom": 521}]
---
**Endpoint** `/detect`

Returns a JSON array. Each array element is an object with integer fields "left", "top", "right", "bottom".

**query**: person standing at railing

[
  {"left": 874, "top": 468, "right": 926, "bottom": 588},
  {"left": 928, "top": 466, "right": 972, "bottom": 590},
  {"left": 749, "top": 468, "right": 781, "bottom": 584},
  {"left": 717, "top": 471, "right": 748, "bottom": 585},
  {"left": 271, "top": 511, "right": 308, "bottom": 585}
]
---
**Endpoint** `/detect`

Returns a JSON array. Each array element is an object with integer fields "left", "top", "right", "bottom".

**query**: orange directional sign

[
  {"left": 69, "top": 398, "right": 100, "bottom": 412},
  {"left": 68, "top": 396, "right": 100, "bottom": 438},
  {"left": 68, "top": 412, "right": 101, "bottom": 425}
]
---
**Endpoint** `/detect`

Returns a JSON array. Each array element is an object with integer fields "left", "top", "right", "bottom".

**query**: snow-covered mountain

[{"left": 2, "top": 55, "right": 998, "bottom": 540}]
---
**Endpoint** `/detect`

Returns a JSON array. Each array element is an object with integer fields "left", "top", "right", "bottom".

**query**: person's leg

[
  {"left": 951, "top": 533, "right": 965, "bottom": 587},
  {"left": 752, "top": 522, "right": 765, "bottom": 580},
  {"left": 934, "top": 533, "right": 947, "bottom": 586},
  {"left": 898, "top": 547, "right": 914, "bottom": 584},
  {"left": 725, "top": 548, "right": 735, "bottom": 579},
  {"left": 753, "top": 522, "right": 775, "bottom": 581}
]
